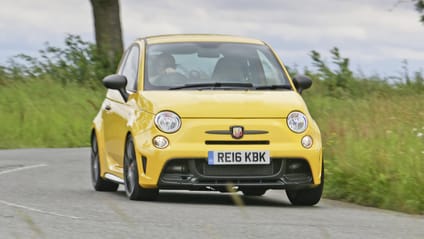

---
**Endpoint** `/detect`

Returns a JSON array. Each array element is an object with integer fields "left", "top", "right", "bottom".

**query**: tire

[
  {"left": 124, "top": 135, "right": 158, "bottom": 201},
  {"left": 286, "top": 164, "right": 324, "bottom": 206},
  {"left": 91, "top": 133, "right": 119, "bottom": 191},
  {"left": 241, "top": 188, "right": 267, "bottom": 196}
]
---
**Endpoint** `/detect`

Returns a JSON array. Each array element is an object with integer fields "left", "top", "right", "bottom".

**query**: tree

[
  {"left": 90, "top": 0, "right": 123, "bottom": 72},
  {"left": 415, "top": 0, "right": 424, "bottom": 23}
]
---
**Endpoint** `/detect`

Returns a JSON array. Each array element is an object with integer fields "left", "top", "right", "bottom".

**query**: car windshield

[{"left": 144, "top": 42, "right": 291, "bottom": 90}]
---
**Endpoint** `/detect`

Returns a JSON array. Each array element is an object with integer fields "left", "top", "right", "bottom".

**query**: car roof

[{"left": 138, "top": 34, "right": 265, "bottom": 45}]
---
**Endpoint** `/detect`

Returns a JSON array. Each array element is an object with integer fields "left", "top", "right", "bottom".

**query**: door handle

[{"left": 105, "top": 105, "right": 111, "bottom": 111}]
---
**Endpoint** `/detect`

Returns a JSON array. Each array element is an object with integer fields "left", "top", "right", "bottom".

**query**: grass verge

[
  {"left": 0, "top": 80, "right": 104, "bottom": 148},
  {"left": 305, "top": 93, "right": 424, "bottom": 214}
]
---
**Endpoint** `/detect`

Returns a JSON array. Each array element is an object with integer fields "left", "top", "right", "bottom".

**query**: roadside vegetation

[
  {"left": 299, "top": 49, "right": 424, "bottom": 214},
  {"left": 0, "top": 36, "right": 422, "bottom": 214},
  {"left": 0, "top": 35, "right": 107, "bottom": 148}
]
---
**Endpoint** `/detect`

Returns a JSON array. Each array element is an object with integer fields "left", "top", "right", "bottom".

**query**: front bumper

[
  {"left": 158, "top": 158, "right": 315, "bottom": 191},
  {"left": 133, "top": 117, "right": 322, "bottom": 189}
]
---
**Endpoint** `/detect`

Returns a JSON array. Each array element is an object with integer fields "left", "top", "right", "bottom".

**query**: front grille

[
  {"left": 203, "top": 164, "right": 273, "bottom": 176},
  {"left": 159, "top": 158, "right": 314, "bottom": 189},
  {"left": 205, "top": 140, "right": 269, "bottom": 145},
  {"left": 192, "top": 158, "right": 283, "bottom": 178}
]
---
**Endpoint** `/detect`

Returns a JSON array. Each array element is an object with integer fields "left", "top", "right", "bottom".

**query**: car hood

[{"left": 139, "top": 90, "right": 309, "bottom": 118}]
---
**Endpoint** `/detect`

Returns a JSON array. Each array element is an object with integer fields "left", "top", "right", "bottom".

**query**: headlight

[
  {"left": 287, "top": 111, "right": 308, "bottom": 133},
  {"left": 154, "top": 111, "right": 181, "bottom": 133}
]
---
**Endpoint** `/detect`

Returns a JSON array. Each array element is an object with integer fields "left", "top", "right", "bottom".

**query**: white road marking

[
  {"left": 0, "top": 164, "right": 47, "bottom": 176},
  {"left": 0, "top": 200, "right": 81, "bottom": 220},
  {"left": 0, "top": 163, "right": 81, "bottom": 219}
]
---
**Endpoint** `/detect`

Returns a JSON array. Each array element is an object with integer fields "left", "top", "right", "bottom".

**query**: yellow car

[{"left": 90, "top": 34, "right": 323, "bottom": 205}]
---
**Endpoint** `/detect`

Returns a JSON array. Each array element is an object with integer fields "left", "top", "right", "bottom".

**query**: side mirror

[
  {"left": 103, "top": 74, "right": 127, "bottom": 89},
  {"left": 292, "top": 75, "right": 312, "bottom": 94},
  {"left": 102, "top": 74, "right": 129, "bottom": 101}
]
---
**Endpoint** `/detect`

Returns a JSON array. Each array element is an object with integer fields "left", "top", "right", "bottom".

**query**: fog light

[
  {"left": 301, "top": 135, "right": 313, "bottom": 149},
  {"left": 153, "top": 136, "right": 169, "bottom": 149}
]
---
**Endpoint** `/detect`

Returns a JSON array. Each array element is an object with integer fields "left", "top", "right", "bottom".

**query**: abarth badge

[{"left": 230, "top": 126, "right": 244, "bottom": 139}]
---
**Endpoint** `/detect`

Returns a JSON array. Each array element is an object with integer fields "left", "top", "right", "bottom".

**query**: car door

[{"left": 102, "top": 45, "right": 140, "bottom": 175}]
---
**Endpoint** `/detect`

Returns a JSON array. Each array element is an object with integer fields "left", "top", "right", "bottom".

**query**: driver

[
  {"left": 149, "top": 53, "right": 185, "bottom": 86},
  {"left": 155, "top": 53, "right": 177, "bottom": 75}
]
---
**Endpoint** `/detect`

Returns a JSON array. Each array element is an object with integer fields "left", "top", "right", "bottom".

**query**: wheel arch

[
  {"left": 91, "top": 125, "right": 109, "bottom": 179},
  {"left": 124, "top": 130, "right": 151, "bottom": 188}
]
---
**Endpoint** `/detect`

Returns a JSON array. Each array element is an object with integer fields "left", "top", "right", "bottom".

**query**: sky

[{"left": 0, "top": 0, "right": 423, "bottom": 78}]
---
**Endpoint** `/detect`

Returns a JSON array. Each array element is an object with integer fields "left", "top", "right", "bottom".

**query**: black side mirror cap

[
  {"left": 103, "top": 74, "right": 127, "bottom": 89},
  {"left": 292, "top": 75, "right": 312, "bottom": 94},
  {"left": 102, "top": 74, "right": 129, "bottom": 101}
]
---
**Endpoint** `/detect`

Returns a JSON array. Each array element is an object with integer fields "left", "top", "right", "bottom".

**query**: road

[{"left": 0, "top": 148, "right": 423, "bottom": 239}]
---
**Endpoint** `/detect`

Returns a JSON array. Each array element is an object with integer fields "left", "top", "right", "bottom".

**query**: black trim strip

[
  {"left": 205, "top": 130, "right": 269, "bottom": 135},
  {"left": 141, "top": 156, "right": 147, "bottom": 174},
  {"left": 205, "top": 130, "right": 229, "bottom": 134},
  {"left": 205, "top": 140, "right": 270, "bottom": 145}
]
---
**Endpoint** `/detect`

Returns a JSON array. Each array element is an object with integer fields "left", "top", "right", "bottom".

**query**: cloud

[
  {"left": 0, "top": 0, "right": 93, "bottom": 61},
  {"left": 0, "top": 0, "right": 423, "bottom": 75}
]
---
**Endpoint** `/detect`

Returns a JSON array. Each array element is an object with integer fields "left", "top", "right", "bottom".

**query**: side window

[{"left": 121, "top": 46, "right": 140, "bottom": 92}]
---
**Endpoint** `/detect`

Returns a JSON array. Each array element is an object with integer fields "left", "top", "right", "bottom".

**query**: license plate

[{"left": 208, "top": 150, "right": 270, "bottom": 165}]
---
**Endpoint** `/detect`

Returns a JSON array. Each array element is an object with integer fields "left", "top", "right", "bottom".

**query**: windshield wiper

[
  {"left": 169, "top": 82, "right": 254, "bottom": 90},
  {"left": 255, "top": 85, "right": 292, "bottom": 90}
]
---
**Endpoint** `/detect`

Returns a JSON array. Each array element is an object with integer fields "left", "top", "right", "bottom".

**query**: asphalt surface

[{"left": 0, "top": 148, "right": 423, "bottom": 239}]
